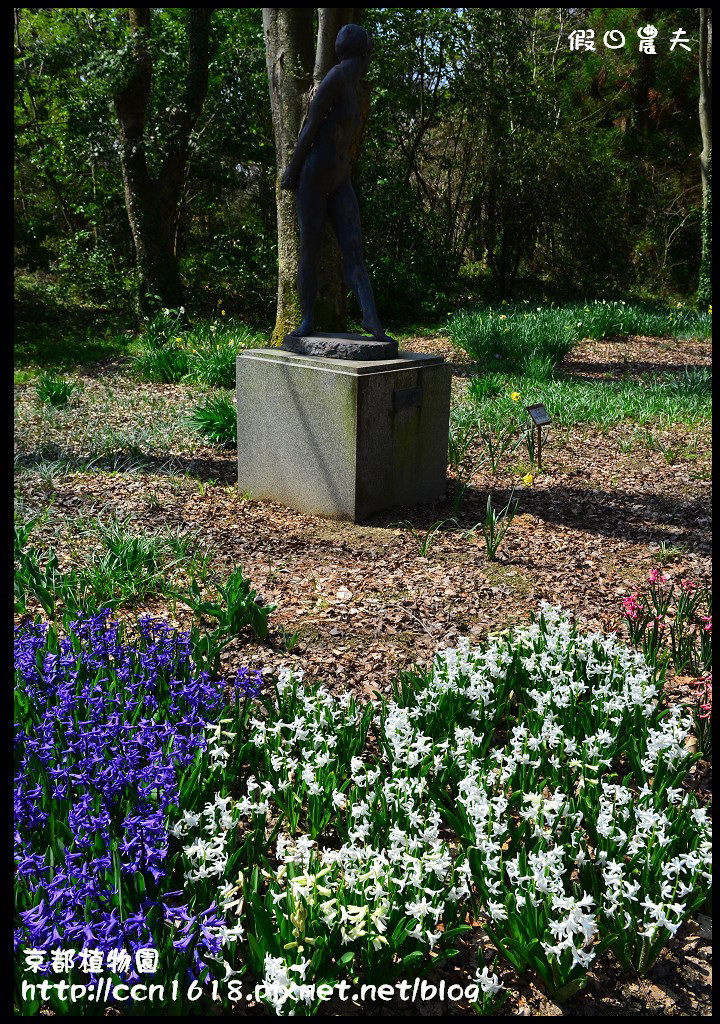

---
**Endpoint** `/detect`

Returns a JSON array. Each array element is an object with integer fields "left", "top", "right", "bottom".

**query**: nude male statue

[{"left": 280, "top": 24, "right": 394, "bottom": 343}]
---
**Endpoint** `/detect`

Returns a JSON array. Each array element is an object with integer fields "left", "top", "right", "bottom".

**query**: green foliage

[
  {"left": 187, "top": 324, "right": 260, "bottom": 388},
  {"left": 398, "top": 518, "right": 457, "bottom": 557},
  {"left": 450, "top": 304, "right": 573, "bottom": 372},
  {"left": 14, "top": 7, "right": 274, "bottom": 317},
  {"left": 187, "top": 567, "right": 275, "bottom": 643},
  {"left": 447, "top": 398, "right": 532, "bottom": 514},
  {"left": 14, "top": 511, "right": 215, "bottom": 617},
  {"left": 133, "top": 344, "right": 190, "bottom": 383},
  {"left": 15, "top": 541, "right": 79, "bottom": 619},
  {"left": 133, "top": 309, "right": 263, "bottom": 389},
  {"left": 15, "top": 7, "right": 709, "bottom": 322},
  {"left": 471, "top": 491, "right": 520, "bottom": 560},
  {"left": 477, "top": 420, "right": 526, "bottom": 473},
  {"left": 448, "top": 405, "right": 479, "bottom": 472},
  {"left": 56, "top": 230, "right": 136, "bottom": 306},
  {"left": 622, "top": 573, "right": 711, "bottom": 680},
  {"left": 14, "top": 276, "right": 135, "bottom": 372},
  {"left": 656, "top": 541, "right": 689, "bottom": 565},
  {"left": 468, "top": 367, "right": 711, "bottom": 430},
  {"left": 188, "top": 394, "right": 237, "bottom": 447},
  {"left": 450, "top": 301, "right": 711, "bottom": 373},
  {"left": 360, "top": 8, "right": 704, "bottom": 307},
  {"left": 132, "top": 308, "right": 191, "bottom": 381},
  {"left": 35, "top": 372, "right": 77, "bottom": 407}
]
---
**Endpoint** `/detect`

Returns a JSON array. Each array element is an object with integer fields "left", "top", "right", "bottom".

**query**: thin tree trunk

[{"left": 114, "top": 8, "right": 212, "bottom": 314}]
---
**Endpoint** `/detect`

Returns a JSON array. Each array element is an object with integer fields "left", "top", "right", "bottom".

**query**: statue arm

[{"left": 281, "top": 68, "right": 340, "bottom": 190}]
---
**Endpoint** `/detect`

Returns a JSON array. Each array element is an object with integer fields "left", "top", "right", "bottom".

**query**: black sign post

[{"left": 526, "top": 403, "right": 551, "bottom": 469}]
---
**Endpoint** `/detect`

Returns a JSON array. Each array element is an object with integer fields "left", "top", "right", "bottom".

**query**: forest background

[{"left": 14, "top": 7, "right": 711, "bottom": 338}]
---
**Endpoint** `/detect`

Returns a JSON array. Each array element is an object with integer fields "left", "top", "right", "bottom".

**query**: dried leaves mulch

[
  {"left": 14, "top": 331, "right": 712, "bottom": 1017},
  {"left": 16, "top": 334, "right": 711, "bottom": 698}
]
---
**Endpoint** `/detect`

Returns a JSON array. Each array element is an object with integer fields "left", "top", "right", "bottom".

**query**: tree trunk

[
  {"left": 263, "top": 7, "right": 365, "bottom": 344},
  {"left": 114, "top": 8, "right": 212, "bottom": 315},
  {"left": 263, "top": 8, "right": 315, "bottom": 343},
  {"left": 698, "top": 8, "right": 712, "bottom": 307}
]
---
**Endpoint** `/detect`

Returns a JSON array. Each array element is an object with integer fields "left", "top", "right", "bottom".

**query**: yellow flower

[
  {"left": 676, "top": 302, "right": 682, "bottom": 308},
  {"left": 174, "top": 337, "right": 183, "bottom": 342},
  {"left": 511, "top": 391, "right": 521, "bottom": 401},
  {"left": 221, "top": 309, "right": 226, "bottom": 316},
  {"left": 499, "top": 314, "right": 507, "bottom": 320},
  {"left": 522, "top": 473, "right": 534, "bottom": 486},
  {"left": 708, "top": 305, "right": 712, "bottom": 315}
]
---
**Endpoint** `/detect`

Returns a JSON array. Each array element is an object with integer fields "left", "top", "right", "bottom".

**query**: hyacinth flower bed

[{"left": 15, "top": 605, "right": 711, "bottom": 1016}]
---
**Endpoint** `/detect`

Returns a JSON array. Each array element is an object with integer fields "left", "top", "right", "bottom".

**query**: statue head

[{"left": 335, "top": 24, "right": 374, "bottom": 62}]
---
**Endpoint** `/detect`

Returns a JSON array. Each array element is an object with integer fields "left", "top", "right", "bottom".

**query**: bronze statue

[{"left": 281, "top": 24, "right": 394, "bottom": 343}]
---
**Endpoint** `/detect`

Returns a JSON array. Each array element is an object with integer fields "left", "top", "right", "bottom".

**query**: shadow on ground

[
  {"left": 15, "top": 448, "right": 236, "bottom": 482},
  {"left": 366, "top": 484, "right": 712, "bottom": 550}
]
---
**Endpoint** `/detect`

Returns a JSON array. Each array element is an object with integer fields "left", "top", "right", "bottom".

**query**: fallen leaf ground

[{"left": 14, "top": 331, "right": 712, "bottom": 1016}]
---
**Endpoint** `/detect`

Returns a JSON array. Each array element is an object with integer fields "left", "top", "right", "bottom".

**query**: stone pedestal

[{"left": 236, "top": 347, "right": 451, "bottom": 523}]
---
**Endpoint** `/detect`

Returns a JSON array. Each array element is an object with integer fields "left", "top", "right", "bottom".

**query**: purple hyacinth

[{"left": 15, "top": 610, "right": 262, "bottom": 988}]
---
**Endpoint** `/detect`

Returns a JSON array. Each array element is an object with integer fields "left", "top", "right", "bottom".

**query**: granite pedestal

[{"left": 236, "top": 347, "right": 451, "bottom": 523}]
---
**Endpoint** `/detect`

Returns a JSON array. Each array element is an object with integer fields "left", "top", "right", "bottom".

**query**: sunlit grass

[
  {"left": 467, "top": 367, "right": 711, "bottom": 429},
  {"left": 450, "top": 300, "right": 711, "bottom": 374}
]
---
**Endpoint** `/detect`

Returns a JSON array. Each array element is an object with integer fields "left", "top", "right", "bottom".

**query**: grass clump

[
  {"left": 449, "top": 300, "right": 711, "bottom": 373},
  {"left": 188, "top": 394, "right": 237, "bottom": 447},
  {"left": 133, "top": 309, "right": 263, "bottom": 388},
  {"left": 132, "top": 344, "right": 190, "bottom": 383},
  {"left": 468, "top": 368, "right": 711, "bottom": 429},
  {"left": 14, "top": 511, "right": 215, "bottom": 617},
  {"left": 35, "top": 373, "right": 78, "bottom": 407}
]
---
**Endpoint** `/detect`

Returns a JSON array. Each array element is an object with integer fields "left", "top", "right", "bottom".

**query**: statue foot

[
  {"left": 288, "top": 321, "right": 315, "bottom": 337},
  {"left": 361, "top": 319, "right": 395, "bottom": 344}
]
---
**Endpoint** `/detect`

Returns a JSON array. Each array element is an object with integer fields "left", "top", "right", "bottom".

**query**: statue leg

[
  {"left": 290, "top": 183, "right": 327, "bottom": 336},
  {"left": 328, "top": 180, "right": 394, "bottom": 342}
]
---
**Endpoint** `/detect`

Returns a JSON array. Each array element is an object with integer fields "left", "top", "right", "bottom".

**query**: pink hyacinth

[
  {"left": 680, "top": 578, "right": 697, "bottom": 594},
  {"left": 692, "top": 673, "right": 712, "bottom": 720},
  {"left": 700, "top": 614, "right": 712, "bottom": 634},
  {"left": 622, "top": 594, "right": 642, "bottom": 621},
  {"left": 648, "top": 568, "right": 670, "bottom": 584}
]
